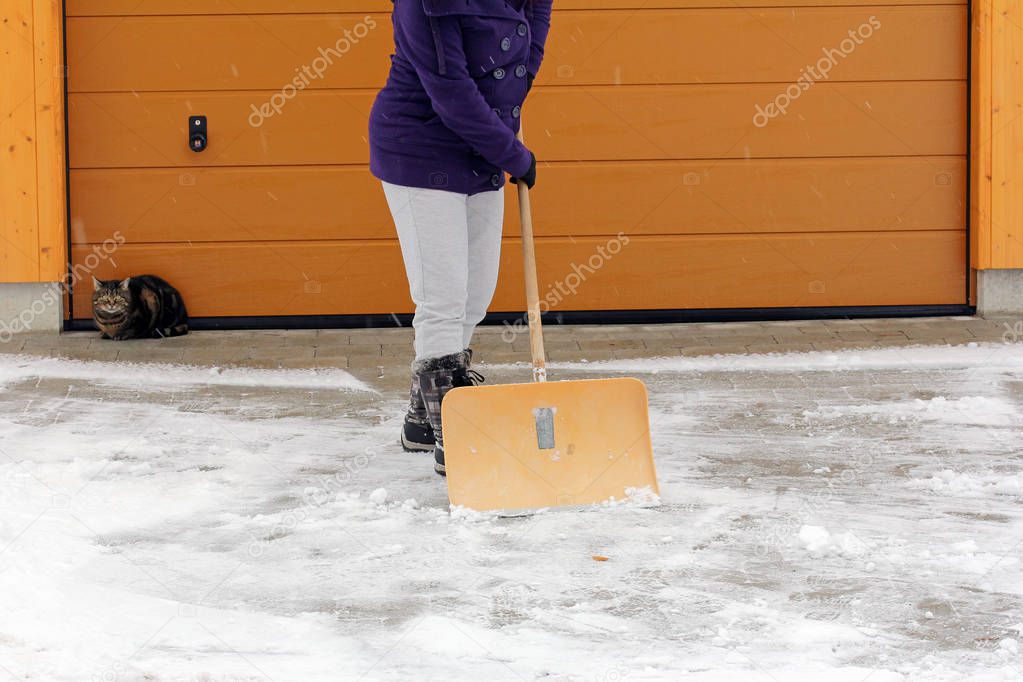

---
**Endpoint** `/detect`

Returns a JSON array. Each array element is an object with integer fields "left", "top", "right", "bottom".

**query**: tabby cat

[{"left": 92, "top": 275, "right": 189, "bottom": 340}]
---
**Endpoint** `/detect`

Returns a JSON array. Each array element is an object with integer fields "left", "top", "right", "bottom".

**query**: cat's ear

[
  {"left": 119, "top": 277, "right": 131, "bottom": 291},
  {"left": 92, "top": 276, "right": 102, "bottom": 291}
]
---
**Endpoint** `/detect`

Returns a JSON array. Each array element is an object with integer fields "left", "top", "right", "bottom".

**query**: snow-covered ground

[{"left": 0, "top": 342, "right": 1021, "bottom": 681}]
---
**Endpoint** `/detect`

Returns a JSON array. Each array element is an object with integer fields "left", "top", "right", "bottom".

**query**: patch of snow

[
  {"left": 546, "top": 342, "right": 1023, "bottom": 374},
  {"left": 0, "top": 355, "right": 370, "bottom": 392},
  {"left": 369, "top": 487, "right": 389, "bottom": 505},
  {"left": 807, "top": 396, "right": 1019, "bottom": 427},
  {"left": 908, "top": 470, "right": 1023, "bottom": 497},
  {"left": 798, "top": 525, "right": 870, "bottom": 556}
]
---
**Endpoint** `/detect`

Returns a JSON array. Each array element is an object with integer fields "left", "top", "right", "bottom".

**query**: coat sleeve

[
  {"left": 394, "top": 1, "right": 533, "bottom": 178},
  {"left": 527, "top": 0, "right": 553, "bottom": 78}
]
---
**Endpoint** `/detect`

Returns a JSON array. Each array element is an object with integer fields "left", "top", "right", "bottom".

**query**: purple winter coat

[{"left": 369, "top": 0, "right": 553, "bottom": 195}]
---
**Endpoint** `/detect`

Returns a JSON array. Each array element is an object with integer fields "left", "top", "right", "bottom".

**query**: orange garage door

[{"left": 65, "top": 0, "right": 968, "bottom": 322}]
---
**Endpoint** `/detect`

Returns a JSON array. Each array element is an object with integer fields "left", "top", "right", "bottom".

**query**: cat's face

[{"left": 92, "top": 277, "right": 133, "bottom": 316}]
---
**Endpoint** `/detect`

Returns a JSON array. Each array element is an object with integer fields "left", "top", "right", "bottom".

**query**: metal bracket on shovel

[{"left": 532, "top": 407, "right": 556, "bottom": 450}]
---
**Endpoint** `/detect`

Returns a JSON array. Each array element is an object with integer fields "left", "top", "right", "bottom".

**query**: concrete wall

[
  {"left": 0, "top": 283, "right": 64, "bottom": 341},
  {"left": 977, "top": 269, "right": 1023, "bottom": 316}
]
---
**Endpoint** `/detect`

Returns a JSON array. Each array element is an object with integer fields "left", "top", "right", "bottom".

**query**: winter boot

[
  {"left": 401, "top": 348, "right": 481, "bottom": 452},
  {"left": 400, "top": 372, "right": 435, "bottom": 452},
  {"left": 415, "top": 350, "right": 484, "bottom": 476}
]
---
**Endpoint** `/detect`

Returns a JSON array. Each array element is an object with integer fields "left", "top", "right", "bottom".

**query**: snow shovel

[{"left": 441, "top": 129, "right": 659, "bottom": 513}]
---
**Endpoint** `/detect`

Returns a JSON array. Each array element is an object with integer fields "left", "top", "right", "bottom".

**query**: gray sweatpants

[{"left": 382, "top": 181, "right": 505, "bottom": 361}]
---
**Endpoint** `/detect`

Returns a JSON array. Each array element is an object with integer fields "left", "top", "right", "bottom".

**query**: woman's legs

[
  {"left": 382, "top": 181, "right": 503, "bottom": 471},
  {"left": 463, "top": 189, "right": 505, "bottom": 348},
  {"left": 382, "top": 181, "right": 470, "bottom": 361},
  {"left": 383, "top": 181, "right": 505, "bottom": 358}
]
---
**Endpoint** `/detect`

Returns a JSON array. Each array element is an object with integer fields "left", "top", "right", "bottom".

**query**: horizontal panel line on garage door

[
  {"left": 67, "top": 1, "right": 966, "bottom": 17},
  {"left": 73, "top": 229, "right": 966, "bottom": 249},
  {"left": 68, "top": 3, "right": 968, "bottom": 16},
  {"left": 69, "top": 154, "right": 967, "bottom": 172},
  {"left": 67, "top": 80, "right": 969, "bottom": 96}
]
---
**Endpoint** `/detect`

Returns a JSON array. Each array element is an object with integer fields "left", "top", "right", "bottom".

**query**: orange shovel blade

[{"left": 442, "top": 377, "right": 659, "bottom": 513}]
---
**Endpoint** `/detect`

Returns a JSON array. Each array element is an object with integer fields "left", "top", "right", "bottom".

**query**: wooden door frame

[
  {"left": 971, "top": 0, "right": 1021, "bottom": 276},
  {"left": 0, "top": 0, "right": 67, "bottom": 286}
]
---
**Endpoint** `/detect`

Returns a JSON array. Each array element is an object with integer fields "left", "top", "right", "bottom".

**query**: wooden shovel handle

[{"left": 515, "top": 127, "right": 547, "bottom": 383}]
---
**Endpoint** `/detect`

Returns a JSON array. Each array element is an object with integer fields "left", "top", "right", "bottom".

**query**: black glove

[{"left": 510, "top": 152, "right": 537, "bottom": 190}]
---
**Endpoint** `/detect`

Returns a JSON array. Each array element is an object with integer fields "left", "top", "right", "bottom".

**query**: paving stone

[
  {"left": 472, "top": 325, "right": 515, "bottom": 337},
  {"left": 859, "top": 320, "right": 924, "bottom": 333},
  {"left": 230, "top": 359, "right": 295, "bottom": 370},
  {"left": 280, "top": 331, "right": 321, "bottom": 346},
  {"left": 968, "top": 323, "right": 1016, "bottom": 340},
  {"left": 313, "top": 344, "right": 355, "bottom": 360},
  {"left": 181, "top": 349, "right": 251, "bottom": 366},
  {"left": 172, "top": 332, "right": 229, "bottom": 348},
  {"left": 348, "top": 331, "right": 414, "bottom": 346},
  {"left": 918, "top": 321, "right": 978, "bottom": 334},
  {"left": 511, "top": 339, "right": 579, "bottom": 352},
  {"left": 904, "top": 328, "right": 956, "bottom": 341},
  {"left": 817, "top": 320, "right": 871, "bottom": 330},
  {"left": 746, "top": 343, "right": 815, "bottom": 355},
  {"left": 345, "top": 355, "right": 396, "bottom": 371},
  {"left": 678, "top": 345, "right": 749, "bottom": 357},
  {"left": 941, "top": 337, "right": 983, "bottom": 346},
  {"left": 49, "top": 346, "right": 121, "bottom": 362},
  {"left": 767, "top": 325, "right": 829, "bottom": 338},
  {"left": 0, "top": 337, "right": 26, "bottom": 353},
  {"left": 696, "top": 334, "right": 779, "bottom": 347},
  {"left": 836, "top": 330, "right": 906, "bottom": 342},
  {"left": 542, "top": 328, "right": 613, "bottom": 341},
  {"left": 810, "top": 340, "right": 880, "bottom": 352},
  {"left": 612, "top": 348, "right": 672, "bottom": 360},
  {"left": 934, "top": 334, "right": 982, "bottom": 345},
  {"left": 470, "top": 337, "right": 517, "bottom": 352},
  {"left": 642, "top": 339, "right": 682, "bottom": 354},
  {"left": 761, "top": 320, "right": 811, "bottom": 329},
  {"left": 314, "top": 330, "right": 353, "bottom": 343},
  {"left": 337, "top": 345, "right": 384, "bottom": 357},
  {"left": 473, "top": 352, "right": 530, "bottom": 366},
  {"left": 577, "top": 339, "right": 645, "bottom": 351},
  {"left": 276, "top": 358, "right": 345, "bottom": 370},
  {"left": 115, "top": 348, "right": 186, "bottom": 363},
  {"left": 248, "top": 346, "right": 315, "bottom": 361},
  {"left": 633, "top": 325, "right": 688, "bottom": 334},
  {"left": 582, "top": 324, "right": 642, "bottom": 334},
  {"left": 787, "top": 333, "right": 844, "bottom": 344},
  {"left": 380, "top": 345, "right": 416, "bottom": 358},
  {"left": 547, "top": 349, "right": 614, "bottom": 362}
]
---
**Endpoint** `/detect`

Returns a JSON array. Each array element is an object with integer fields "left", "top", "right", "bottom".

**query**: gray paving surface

[{"left": 4, "top": 315, "right": 1018, "bottom": 380}]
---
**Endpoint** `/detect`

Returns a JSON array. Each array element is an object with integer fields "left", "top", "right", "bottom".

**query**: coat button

[
  {"left": 515, "top": 64, "right": 527, "bottom": 78},
  {"left": 492, "top": 107, "right": 501, "bottom": 116},
  {"left": 501, "top": 37, "right": 512, "bottom": 51},
  {"left": 490, "top": 174, "right": 501, "bottom": 187},
  {"left": 517, "top": 23, "right": 528, "bottom": 37},
  {"left": 493, "top": 67, "right": 506, "bottom": 80},
  {"left": 512, "top": 106, "right": 521, "bottom": 118}
]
